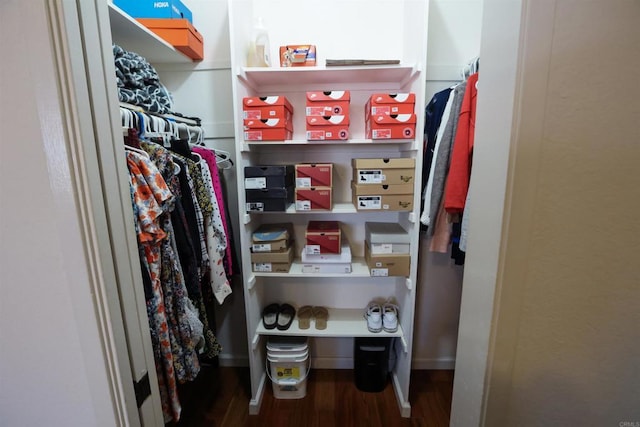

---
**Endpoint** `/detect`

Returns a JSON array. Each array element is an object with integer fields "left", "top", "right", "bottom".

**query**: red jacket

[{"left": 444, "top": 72, "right": 478, "bottom": 213}]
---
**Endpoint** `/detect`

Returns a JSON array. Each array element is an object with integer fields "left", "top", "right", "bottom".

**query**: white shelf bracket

[
  {"left": 243, "top": 214, "right": 251, "bottom": 225},
  {"left": 405, "top": 278, "right": 412, "bottom": 290},
  {"left": 247, "top": 275, "right": 256, "bottom": 290},
  {"left": 251, "top": 333, "right": 260, "bottom": 351},
  {"left": 408, "top": 212, "right": 416, "bottom": 223},
  {"left": 400, "top": 336, "right": 408, "bottom": 354}
]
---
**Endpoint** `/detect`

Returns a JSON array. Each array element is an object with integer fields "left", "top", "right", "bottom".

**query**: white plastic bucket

[{"left": 266, "top": 337, "right": 310, "bottom": 399}]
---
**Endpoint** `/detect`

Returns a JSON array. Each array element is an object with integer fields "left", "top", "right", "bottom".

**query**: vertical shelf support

[
  {"left": 400, "top": 336, "right": 408, "bottom": 354},
  {"left": 405, "top": 278, "right": 412, "bottom": 290},
  {"left": 243, "top": 214, "right": 251, "bottom": 224},
  {"left": 251, "top": 333, "right": 260, "bottom": 351},
  {"left": 247, "top": 275, "right": 256, "bottom": 290},
  {"left": 408, "top": 212, "right": 417, "bottom": 223}
]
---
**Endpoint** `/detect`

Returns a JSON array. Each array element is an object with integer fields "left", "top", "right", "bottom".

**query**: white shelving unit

[{"left": 228, "top": 0, "right": 429, "bottom": 418}]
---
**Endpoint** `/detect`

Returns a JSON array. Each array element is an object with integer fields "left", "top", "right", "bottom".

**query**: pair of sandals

[
  {"left": 262, "top": 303, "right": 296, "bottom": 331},
  {"left": 297, "top": 305, "right": 329, "bottom": 330}
]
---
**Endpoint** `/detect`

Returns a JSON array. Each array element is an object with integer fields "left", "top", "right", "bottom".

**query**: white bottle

[{"left": 248, "top": 17, "right": 270, "bottom": 67}]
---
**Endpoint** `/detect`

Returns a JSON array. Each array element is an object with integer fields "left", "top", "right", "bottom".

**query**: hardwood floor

[{"left": 173, "top": 366, "right": 454, "bottom": 426}]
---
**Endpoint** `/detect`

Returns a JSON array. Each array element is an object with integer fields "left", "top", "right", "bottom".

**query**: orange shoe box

[
  {"left": 306, "top": 91, "right": 350, "bottom": 117},
  {"left": 137, "top": 18, "right": 203, "bottom": 60},
  {"left": 243, "top": 96, "right": 293, "bottom": 121},
  {"left": 306, "top": 116, "right": 349, "bottom": 141},
  {"left": 295, "top": 187, "right": 332, "bottom": 211},
  {"left": 365, "top": 93, "right": 416, "bottom": 117},
  {"left": 366, "top": 114, "right": 417, "bottom": 140},
  {"left": 244, "top": 118, "right": 293, "bottom": 141},
  {"left": 305, "top": 221, "right": 341, "bottom": 254},
  {"left": 295, "top": 163, "right": 333, "bottom": 187}
]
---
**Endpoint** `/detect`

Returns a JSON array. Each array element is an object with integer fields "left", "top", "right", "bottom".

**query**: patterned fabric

[
  {"left": 113, "top": 44, "right": 173, "bottom": 113},
  {"left": 192, "top": 146, "right": 234, "bottom": 276},
  {"left": 126, "top": 150, "right": 180, "bottom": 422}
]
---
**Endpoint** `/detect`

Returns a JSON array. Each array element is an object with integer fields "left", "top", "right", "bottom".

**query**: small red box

[
  {"left": 366, "top": 114, "right": 416, "bottom": 140},
  {"left": 295, "top": 187, "right": 332, "bottom": 211},
  {"left": 365, "top": 93, "right": 416, "bottom": 117},
  {"left": 306, "top": 116, "right": 349, "bottom": 141},
  {"left": 295, "top": 163, "right": 333, "bottom": 187},
  {"left": 244, "top": 118, "right": 293, "bottom": 141},
  {"left": 243, "top": 96, "right": 294, "bottom": 121},
  {"left": 306, "top": 91, "right": 350, "bottom": 117},
  {"left": 305, "top": 221, "right": 341, "bottom": 254}
]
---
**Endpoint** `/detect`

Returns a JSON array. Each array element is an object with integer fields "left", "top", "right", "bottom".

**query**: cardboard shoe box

[
  {"left": 306, "top": 91, "right": 351, "bottom": 117},
  {"left": 115, "top": 0, "right": 193, "bottom": 22},
  {"left": 306, "top": 116, "right": 349, "bottom": 141},
  {"left": 365, "top": 222, "right": 410, "bottom": 254},
  {"left": 245, "top": 165, "right": 294, "bottom": 189},
  {"left": 251, "top": 223, "right": 294, "bottom": 252},
  {"left": 251, "top": 246, "right": 294, "bottom": 273},
  {"left": 365, "top": 93, "right": 416, "bottom": 117},
  {"left": 245, "top": 187, "right": 294, "bottom": 212},
  {"left": 295, "top": 187, "right": 332, "bottom": 211},
  {"left": 137, "top": 19, "right": 203, "bottom": 60},
  {"left": 366, "top": 113, "right": 417, "bottom": 140},
  {"left": 365, "top": 243, "right": 411, "bottom": 277},
  {"left": 243, "top": 96, "right": 294, "bottom": 121},
  {"left": 305, "top": 221, "right": 341, "bottom": 254},
  {"left": 244, "top": 118, "right": 293, "bottom": 141},
  {"left": 280, "top": 45, "right": 317, "bottom": 67},
  {"left": 295, "top": 163, "right": 333, "bottom": 187},
  {"left": 352, "top": 158, "right": 416, "bottom": 185},
  {"left": 352, "top": 183, "right": 413, "bottom": 211}
]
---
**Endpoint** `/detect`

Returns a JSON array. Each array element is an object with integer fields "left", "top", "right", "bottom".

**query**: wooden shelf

[{"left": 108, "top": 2, "right": 193, "bottom": 64}]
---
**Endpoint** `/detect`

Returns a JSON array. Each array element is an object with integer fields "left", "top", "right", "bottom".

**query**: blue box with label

[{"left": 113, "top": 0, "right": 193, "bottom": 23}]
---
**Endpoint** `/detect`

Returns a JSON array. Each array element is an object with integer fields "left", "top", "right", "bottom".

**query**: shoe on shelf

[
  {"left": 262, "top": 303, "right": 280, "bottom": 330},
  {"left": 312, "top": 306, "right": 329, "bottom": 330},
  {"left": 364, "top": 302, "right": 383, "bottom": 333},
  {"left": 276, "top": 303, "right": 296, "bottom": 331},
  {"left": 297, "top": 305, "right": 313, "bottom": 330},
  {"left": 382, "top": 303, "right": 399, "bottom": 333}
]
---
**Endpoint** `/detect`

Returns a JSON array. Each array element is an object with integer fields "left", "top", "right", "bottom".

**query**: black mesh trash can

[{"left": 354, "top": 337, "right": 392, "bottom": 392}]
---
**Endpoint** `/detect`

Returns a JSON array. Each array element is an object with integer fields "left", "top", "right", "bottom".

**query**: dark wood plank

[{"left": 170, "top": 367, "right": 453, "bottom": 426}]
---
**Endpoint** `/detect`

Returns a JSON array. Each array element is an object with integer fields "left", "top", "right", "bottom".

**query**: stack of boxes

[
  {"left": 305, "top": 91, "right": 350, "bottom": 141},
  {"left": 364, "top": 222, "right": 411, "bottom": 277},
  {"left": 251, "top": 223, "right": 294, "bottom": 273},
  {"left": 365, "top": 93, "right": 416, "bottom": 140},
  {"left": 351, "top": 158, "right": 416, "bottom": 211},
  {"left": 294, "top": 163, "right": 333, "bottom": 211},
  {"left": 244, "top": 165, "right": 294, "bottom": 212},
  {"left": 243, "top": 96, "right": 294, "bottom": 141},
  {"left": 302, "top": 221, "right": 351, "bottom": 273}
]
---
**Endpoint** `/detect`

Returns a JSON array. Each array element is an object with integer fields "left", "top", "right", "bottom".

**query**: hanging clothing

[
  {"left": 444, "top": 72, "right": 479, "bottom": 213},
  {"left": 425, "top": 81, "right": 467, "bottom": 233}
]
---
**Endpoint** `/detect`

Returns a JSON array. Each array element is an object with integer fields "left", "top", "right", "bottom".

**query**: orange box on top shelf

[
  {"left": 306, "top": 91, "right": 350, "bottom": 118},
  {"left": 137, "top": 18, "right": 203, "bottom": 60},
  {"left": 306, "top": 116, "right": 349, "bottom": 141},
  {"left": 365, "top": 113, "right": 417, "bottom": 140},
  {"left": 244, "top": 118, "right": 293, "bottom": 141}
]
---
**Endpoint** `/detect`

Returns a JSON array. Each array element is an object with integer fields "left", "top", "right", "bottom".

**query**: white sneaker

[
  {"left": 364, "top": 303, "right": 383, "bottom": 333},
  {"left": 382, "top": 303, "right": 399, "bottom": 333}
]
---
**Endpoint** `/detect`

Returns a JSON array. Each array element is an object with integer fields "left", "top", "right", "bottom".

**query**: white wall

[
  {"left": 0, "top": 2, "right": 119, "bottom": 426},
  {"left": 161, "top": 0, "right": 483, "bottom": 368},
  {"left": 453, "top": 0, "right": 640, "bottom": 425}
]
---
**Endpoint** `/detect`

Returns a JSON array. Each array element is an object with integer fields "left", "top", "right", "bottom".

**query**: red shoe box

[
  {"left": 365, "top": 93, "right": 415, "bottom": 117},
  {"left": 295, "top": 163, "right": 333, "bottom": 187},
  {"left": 243, "top": 96, "right": 293, "bottom": 121},
  {"left": 305, "top": 221, "right": 341, "bottom": 254},
  {"left": 306, "top": 90, "right": 350, "bottom": 117},
  {"left": 365, "top": 113, "right": 416, "bottom": 140},
  {"left": 306, "top": 115, "right": 349, "bottom": 141},
  {"left": 295, "top": 187, "right": 332, "bottom": 211},
  {"left": 244, "top": 118, "right": 293, "bottom": 141}
]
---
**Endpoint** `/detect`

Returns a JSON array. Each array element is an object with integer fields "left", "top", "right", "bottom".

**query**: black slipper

[
  {"left": 262, "top": 303, "right": 280, "bottom": 329},
  {"left": 276, "top": 304, "right": 296, "bottom": 331}
]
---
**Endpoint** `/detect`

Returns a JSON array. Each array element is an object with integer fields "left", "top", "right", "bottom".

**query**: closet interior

[{"left": 106, "top": 0, "right": 482, "bottom": 422}]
